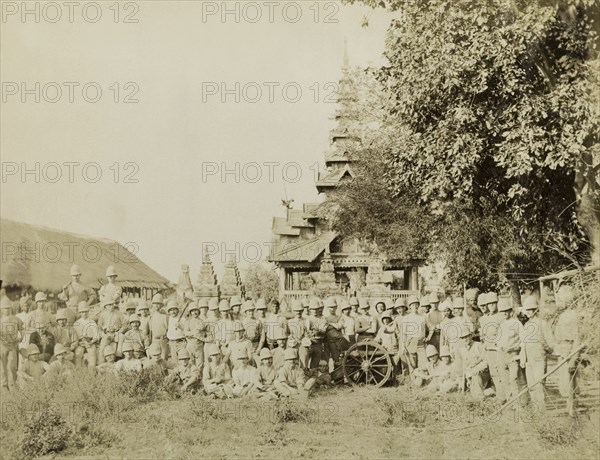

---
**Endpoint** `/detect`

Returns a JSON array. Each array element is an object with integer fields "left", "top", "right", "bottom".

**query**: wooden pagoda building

[{"left": 268, "top": 46, "right": 423, "bottom": 304}]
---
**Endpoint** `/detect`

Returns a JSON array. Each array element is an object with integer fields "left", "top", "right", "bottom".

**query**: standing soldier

[
  {"left": 0, "top": 299, "right": 23, "bottom": 391},
  {"left": 305, "top": 299, "right": 328, "bottom": 370},
  {"left": 184, "top": 301, "right": 206, "bottom": 367},
  {"left": 464, "top": 288, "right": 482, "bottom": 330},
  {"left": 98, "top": 266, "right": 123, "bottom": 305},
  {"left": 149, "top": 294, "right": 169, "bottom": 360},
  {"left": 426, "top": 292, "right": 442, "bottom": 352},
  {"left": 264, "top": 300, "right": 288, "bottom": 350},
  {"left": 120, "top": 314, "right": 150, "bottom": 357},
  {"left": 53, "top": 309, "right": 79, "bottom": 363},
  {"left": 479, "top": 292, "right": 505, "bottom": 402},
  {"left": 241, "top": 301, "right": 264, "bottom": 355},
  {"left": 520, "top": 295, "right": 554, "bottom": 411},
  {"left": 230, "top": 296, "right": 243, "bottom": 321},
  {"left": 97, "top": 299, "right": 126, "bottom": 364},
  {"left": 355, "top": 301, "right": 378, "bottom": 341},
  {"left": 27, "top": 292, "right": 53, "bottom": 332},
  {"left": 496, "top": 297, "right": 526, "bottom": 407},
  {"left": 349, "top": 297, "right": 360, "bottom": 318},
  {"left": 399, "top": 295, "right": 426, "bottom": 371},
  {"left": 73, "top": 302, "right": 100, "bottom": 367},
  {"left": 59, "top": 264, "right": 97, "bottom": 310},
  {"left": 287, "top": 300, "right": 309, "bottom": 370},
  {"left": 215, "top": 299, "right": 235, "bottom": 354},
  {"left": 553, "top": 285, "right": 582, "bottom": 416},
  {"left": 136, "top": 300, "right": 151, "bottom": 338},
  {"left": 337, "top": 301, "right": 357, "bottom": 345}
]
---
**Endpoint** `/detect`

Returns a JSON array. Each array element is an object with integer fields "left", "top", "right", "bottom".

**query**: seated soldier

[
  {"left": 52, "top": 309, "right": 79, "bottom": 363},
  {"left": 412, "top": 345, "right": 440, "bottom": 387},
  {"left": 18, "top": 344, "right": 49, "bottom": 386},
  {"left": 275, "top": 348, "right": 310, "bottom": 398},
  {"left": 167, "top": 348, "right": 201, "bottom": 393},
  {"left": 257, "top": 348, "right": 277, "bottom": 391},
  {"left": 437, "top": 346, "right": 459, "bottom": 393},
  {"left": 143, "top": 343, "right": 174, "bottom": 374},
  {"left": 119, "top": 314, "right": 150, "bottom": 357},
  {"left": 272, "top": 329, "right": 288, "bottom": 371},
  {"left": 96, "top": 346, "right": 117, "bottom": 374},
  {"left": 227, "top": 321, "right": 255, "bottom": 368},
  {"left": 231, "top": 349, "right": 262, "bottom": 397},
  {"left": 114, "top": 342, "right": 142, "bottom": 373},
  {"left": 203, "top": 343, "right": 233, "bottom": 399},
  {"left": 73, "top": 302, "right": 101, "bottom": 368},
  {"left": 305, "top": 360, "right": 332, "bottom": 392},
  {"left": 29, "top": 320, "right": 56, "bottom": 363},
  {"left": 45, "top": 343, "right": 75, "bottom": 378},
  {"left": 460, "top": 326, "right": 490, "bottom": 399}
]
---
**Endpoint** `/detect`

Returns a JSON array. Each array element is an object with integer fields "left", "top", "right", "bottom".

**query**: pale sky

[{"left": 1, "top": 1, "right": 394, "bottom": 282}]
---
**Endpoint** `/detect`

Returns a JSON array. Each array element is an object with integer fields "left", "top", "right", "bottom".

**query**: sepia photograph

[{"left": 1, "top": 0, "right": 599, "bottom": 458}]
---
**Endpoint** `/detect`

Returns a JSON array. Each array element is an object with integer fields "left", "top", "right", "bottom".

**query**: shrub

[
  {"left": 534, "top": 417, "right": 581, "bottom": 447},
  {"left": 272, "top": 399, "right": 316, "bottom": 423},
  {"left": 21, "top": 404, "right": 70, "bottom": 457}
]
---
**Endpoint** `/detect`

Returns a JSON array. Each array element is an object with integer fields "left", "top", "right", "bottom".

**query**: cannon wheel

[{"left": 342, "top": 340, "right": 393, "bottom": 387}]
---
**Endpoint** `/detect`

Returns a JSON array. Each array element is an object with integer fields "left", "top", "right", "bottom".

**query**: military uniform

[
  {"left": 97, "top": 306, "right": 126, "bottom": 364},
  {"left": 479, "top": 311, "right": 505, "bottom": 400},
  {"left": 497, "top": 314, "right": 525, "bottom": 403},
  {"left": 461, "top": 339, "right": 489, "bottom": 398},
  {"left": 149, "top": 310, "right": 169, "bottom": 360},
  {"left": 0, "top": 304, "right": 23, "bottom": 389},
  {"left": 62, "top": 280, "right": 97, "bottom": 309},
  {"left": 184, "top": 315, "right": 207, "bottom": 366}
]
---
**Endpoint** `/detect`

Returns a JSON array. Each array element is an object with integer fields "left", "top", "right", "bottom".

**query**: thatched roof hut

[{"left": 0, "top": 219, "right": 171, "bottom": 297}]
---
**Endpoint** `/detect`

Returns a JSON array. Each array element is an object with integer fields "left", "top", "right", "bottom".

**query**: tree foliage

[
  {"left": 242, "top": 262, "right": 279, "bottom": 303},
  {"left": 334, "top": 0, "right": 599, "bottom": 290}
]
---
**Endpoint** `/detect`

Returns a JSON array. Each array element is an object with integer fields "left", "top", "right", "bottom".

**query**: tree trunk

[{"left": 509, "top": 279, "right": 522, "bottom": 308}]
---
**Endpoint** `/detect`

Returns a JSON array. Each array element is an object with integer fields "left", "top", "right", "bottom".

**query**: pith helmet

[
  {"left": 56, "top": 309, "right": 68, "bottom": 321},
  {"left": 380, "top": 310, "right": 393, "bottom": 321},
  {"left": 486, "top": 292, "right": 498, "bottom": 304},
  {"left": 54, "top": 343, "right": 68, "bottom": 356},
  {"left": 148, "top": 343, "right": 161, "bottom": 356},
  {"left": 151, "top": 293, "right": 164, "bottom": 305},
  {"left": 255, "top": 299, "right": 267, "bottom": 310},
  {"left": 260, "top": 348, "right": 272, "bottom": 360},
  {"left": 198, "top": 298, "right": 209, "bottom": 309},
  {"left": 208, "top": 298, "right": 219, "bottom": 311},
  {"left": 122, "top": 342, "right": 134, "bottom": 353},
  {"left": 230, "top": 296, "right": 242, "bottom": 307},
  {"left": 497, "top": 298, "right": 512, "bottom": 312},
  {"left": 207, "top": 343, "right": 221, "bottom": 356},
  {"left": 177, "top": 348, "right": 191, "bottom": 360},
  {"left": 523, "top": 296, "right": 539, "bottom": 310},
  {"left": 1, "top": 297, "right": 12, "bottom": 310},
  {"left": 26, "top": 344, "right": 40, "bottom": 357},
  {"left": 291, "top": 300, "right": 304, "bottom": 312},
  {"left": 129, "top": 314, "right": 141, "bottom": 324},
  {"left": 349, "top": 297, "right": 359, "bottom": 307},
  {"left": 324, "top": 297, "right": 337, "bottom": 308},
  {"left": 309, "top": 298, "right": 321, "bottom": 310},
  {"left": 275, "top": 328, "right": 288, "bottom": 340},
  {"left": 78, "top": 301, "right": 90, "bottom": 313},
  {"left": 167, "top": 300, "right": 180, "bottom": 312},
  {"left": 340, "top": 300, "right": 351, "bottom": 311},
  {"left": 233, "top": 321, "right": 244, "bottom": 332},
  {"left": 125, "top": 300, "right": 137, "bottom": 312},
  {"left": 102, "top": 298, "right": 115, "bottom": 308},
  {"left": 429, "top": 292, "right": 440, "bottom": 303},
  {"left": 394, "top": 297, "right": 407, "bottom": 308},
  {"left": 242, "top": 300, "right": 255, "bottom": 313},
  {"left": 426, "top": 344, "right": 439, "bottom": 358},
  {"left": 105, "top": 266, "right": 118, "bottom": 277},
  {"left": 284, "top": 348, "right": 298, "bottom": 360},
  {"left": 218, "top": 299, "right": 231, "bottom": 312},
  {"left": 35, "top": 292, "right": 47, "bottom": 303},
  {"left": 70, "top": 264, "right": 81, "bottom": 276},
  {"left": 301, "top": 298, "right": 310, "bottom": 308},
  {"left": 103, "top": 346, "right": 116, "bottom": 357},
  {"left": 440, "top": 346, "right": 451, "bottom": 358},
  {"left": 136, "top": 301, "right": 149, "bottom": 312},
  {"left": 188, "top": 301, "right": 200, "bottom": 312},
  {"left": 419, "top": 295, "right": 430, "bottom": 307},
  {"left": 452, "top": 297, "right": 465, "bottom": 309},
  {"left": 407, "top": 295, "right": 419, "bottom": 307},
  {"left": 477, "top": 293, "right": 488, "bottom": 307}
]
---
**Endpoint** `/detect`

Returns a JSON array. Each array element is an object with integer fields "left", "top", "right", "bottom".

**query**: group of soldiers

[{"left": 0, "top": 264, "right": 585, "bottom": 413}]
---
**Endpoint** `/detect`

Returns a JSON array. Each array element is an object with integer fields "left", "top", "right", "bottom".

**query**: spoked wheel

[{"left": 342, "top": 340, "right": 393, "bottom": 387}]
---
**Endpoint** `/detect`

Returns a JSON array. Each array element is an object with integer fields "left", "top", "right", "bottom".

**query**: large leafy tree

[{"left": 335, "top": 0, "right": 599, "bottom": 296}]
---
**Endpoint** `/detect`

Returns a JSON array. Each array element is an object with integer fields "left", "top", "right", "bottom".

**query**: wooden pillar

[
  {"left": 410, "top": 267, "right": 419, "bottom": 292},
  {"left": 279, "top": 268, "right": 286, "bottom": 295}
]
